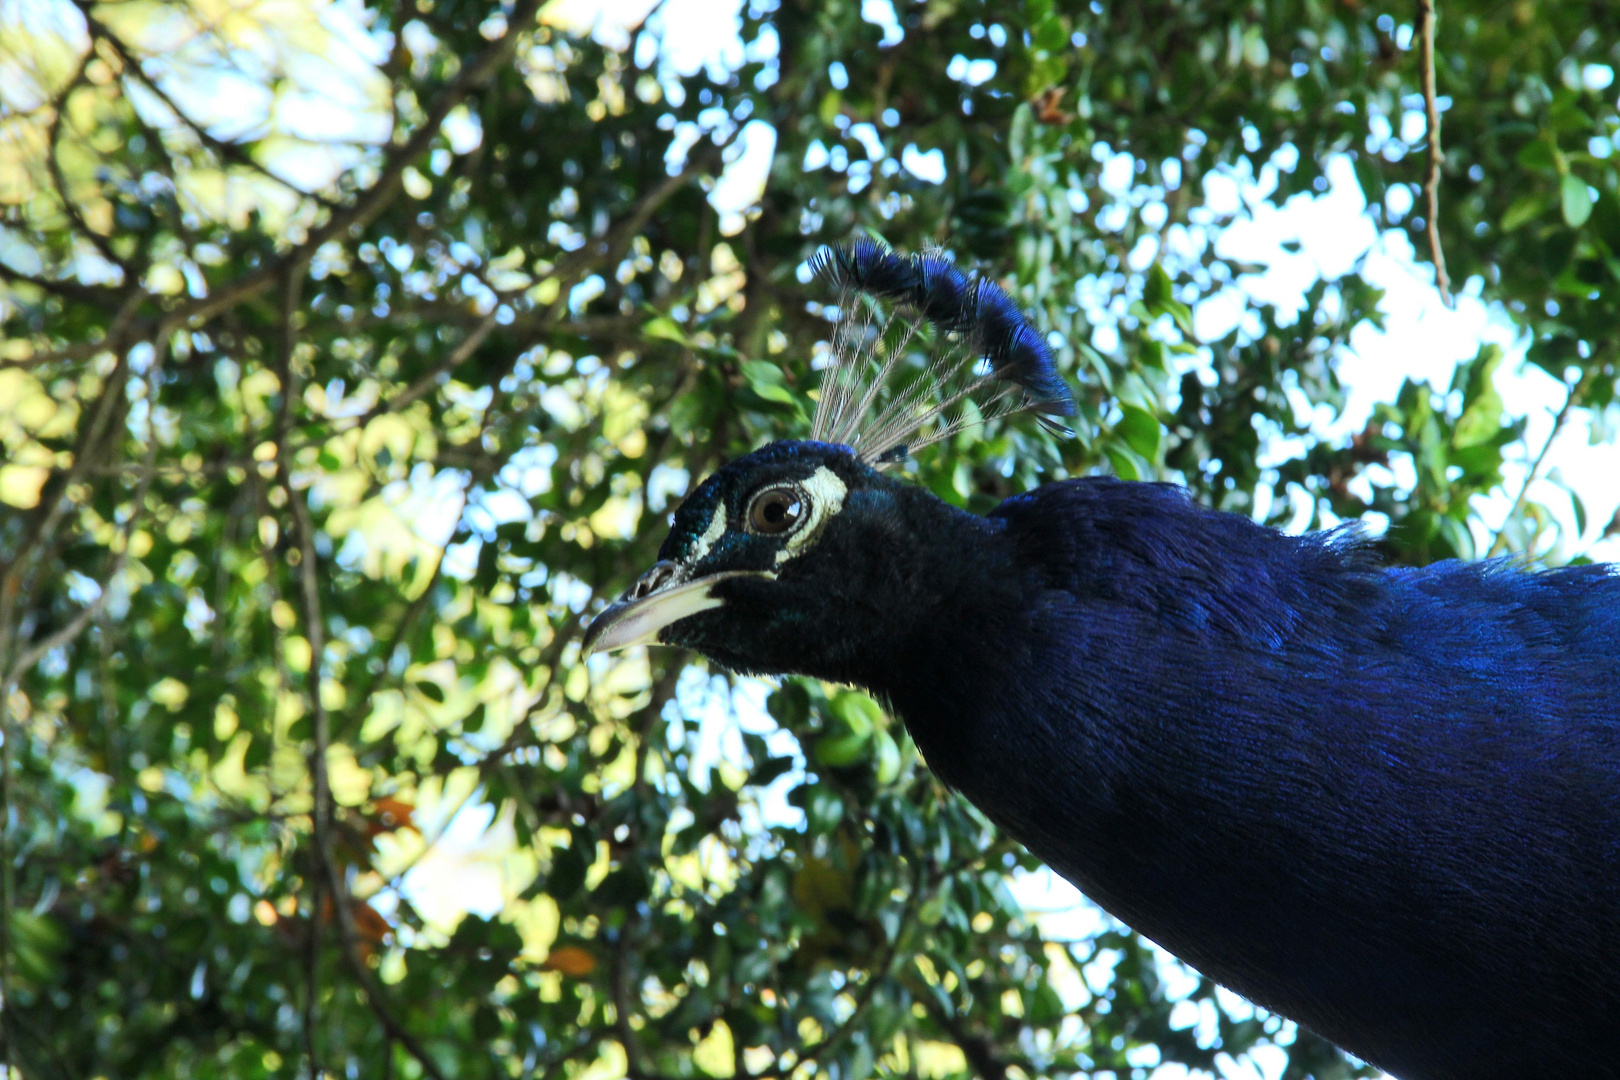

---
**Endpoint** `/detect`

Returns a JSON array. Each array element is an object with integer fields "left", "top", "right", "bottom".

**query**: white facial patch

[
  {"left": 775, "top": 465, "right": 847, "bottom": 566},
  {"left": 686, "top": 501, "right": 728, "bottom": 566}
]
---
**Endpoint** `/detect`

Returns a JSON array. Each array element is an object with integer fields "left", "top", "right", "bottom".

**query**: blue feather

[
  {"left": 811, "top": 239, "right": 1076, "bottom": 416},
  {"left": 884, "top": 476, "right": 1620, "bottom": 1079}
]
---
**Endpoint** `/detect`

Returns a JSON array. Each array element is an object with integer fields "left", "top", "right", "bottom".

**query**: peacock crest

[{"left": 806, "top": 239, "right": 1076, "bottom": 467}]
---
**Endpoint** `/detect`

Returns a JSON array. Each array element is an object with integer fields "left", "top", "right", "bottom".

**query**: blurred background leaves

[{"left": 1, "top": 0, "right": 1618, "bottom": 1077}]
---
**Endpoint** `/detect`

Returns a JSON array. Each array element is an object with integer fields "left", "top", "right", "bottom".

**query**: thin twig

[
  {"left": 0, "top": 262, "right": 121, "bottom": 304},
  {"left": 609, "top": 664, "right": 685, "bottom": 1075},
  {"left": 44, "top": 52, "right": 131, "bottom": 277},
  {"left": 773, "top": 858, "right": 930, "bottom": 1079},
  {"left": 0, "top": 291, "right": 150, "bottom": 594},
  {"left": 157, "top": 0, "right": 544, "bottom": 328},
  {"left": 357, "top": 313, "right": 499, "bottom": 425},
  {"left": 3, "top": 495, "right": 143, "bottom": 679},
  {"left": 626, "top": 854, "right": 943, "bottom": 1080},
  {"left": 317, "top": 857, "right": 453, "bottom": 1080},
  {"left": 1416, "top": 0, "right": 1451, "bottom": 306},
  {"left": 342, "top": 561, "right": 445, "bottom": 725},
  {"left": 0, "top": 333, "right": 126, "bottom": 372},
  {"left": 1489, "top": 366, "right": 1595, "bottom": 556},
  {"left": 545, "top": 144, "right": 724, "bottom": 321},
  {"left": 0, "top": 289, "right": 153, "bottom": 371},
  {"left": 273, "top": 275, "right": 451, "bottom": 1080},
  {"left": 0, "top": 345, "right": 135, "bottom": 670},
  {"left": 362, "top": 626, "right": 588, "bottom": 898},
  {"left": 84, "top": 19, "right": 342, "bottom": 213},
  {"left": 0, "top": 653, "right": 11, "bottom": 1076}
]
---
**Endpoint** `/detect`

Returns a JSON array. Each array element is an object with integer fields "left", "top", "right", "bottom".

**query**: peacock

[{"left": 583, "top": 240, "right": 1620, "bottom": 1080}]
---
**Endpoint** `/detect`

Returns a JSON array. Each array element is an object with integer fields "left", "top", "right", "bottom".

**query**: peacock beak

[{"left": 583, "top": 561, "right": 774, "bottom": 655}]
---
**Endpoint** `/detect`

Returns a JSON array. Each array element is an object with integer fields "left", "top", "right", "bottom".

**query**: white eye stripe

[
  {"left": 774, "top": 465, "right": 846, "bottom": 566},
  {"left": 686, "top": 502, "right": 728, "bottom": 565}
]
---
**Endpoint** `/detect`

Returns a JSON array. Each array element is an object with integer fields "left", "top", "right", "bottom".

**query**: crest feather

[{"left": 807, "top": 240, "right": 1074, "bottom": 466}]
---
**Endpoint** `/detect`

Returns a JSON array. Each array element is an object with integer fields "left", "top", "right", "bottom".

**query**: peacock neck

[{"left": 861, "top": 477, "right": 1620, "bottom": 1080}]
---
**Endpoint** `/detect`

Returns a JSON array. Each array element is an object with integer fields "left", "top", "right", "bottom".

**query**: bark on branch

[{"left": 1416, "top": 0, "right": 1452, "bottom": 306}]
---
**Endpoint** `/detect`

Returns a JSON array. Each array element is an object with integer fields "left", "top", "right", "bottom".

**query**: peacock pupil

[{"left": 749, "top": 488, "right": 804, "bottom": 534}]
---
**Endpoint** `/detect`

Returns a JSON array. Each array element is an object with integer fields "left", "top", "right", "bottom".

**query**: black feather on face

[{"left": 582, "top": 439, "right": 1006, "bottom": 685}]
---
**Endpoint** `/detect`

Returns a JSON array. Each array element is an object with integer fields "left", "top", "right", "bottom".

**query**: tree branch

[
  {"left": 609, "top": 663, "right": 686, "bottom": 1075},
  {"left": 269, "top": 265, "right": 451, "bottom": 1080},
  {"left": 0, "top": 286, "right": 150, "bottom": 373},
  {"left": 3, "top": 495, "right": 140, "bottom": 680},
  {"left": 1416, "top": 0, "right": 1451, "bottom": 306},
  {"left": 0, "top": 333, "right": 161, "bottom": 1078},
  {"left": 263, "top": 266, "right": 329, "bottom": 1080},
  {"left": 0, "top": 328, "right": 138, "bottom": 627},
  {"left": 362, "top": 312, "right": 498, "bottom": 423},
  {"left": 0, "top": 261, "right": 123, "bottom": 305},
  {"left": 43, "top": 51, "right": 131, "bottom": 277},
  {"left": 163, "top": 0, "right": 545, "bottom": 328},
  {"left": 546, "top": 144, "right": 724, "bottom": 321},
  {"left": 347, "top": 149, "right": 716, "bottom": 430},
  {"left": 83, "top": 17, "right": 342, "bottom": 213}
]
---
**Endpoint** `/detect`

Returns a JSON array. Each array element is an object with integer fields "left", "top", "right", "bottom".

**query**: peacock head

[
  {"left": 582, "top": 240, "right": 1073, "bottom": 681},
  {"left": 583, "top": 438, "right": 906, "bottom": 680}
]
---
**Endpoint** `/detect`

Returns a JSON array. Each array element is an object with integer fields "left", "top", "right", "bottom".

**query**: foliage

[{"left": 0, "top": 0, "right": 1616, "bottom": 1078}]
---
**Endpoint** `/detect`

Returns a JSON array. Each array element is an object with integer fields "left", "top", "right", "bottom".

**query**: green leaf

[
  {"left": 1450, "top": 443, "right": 1503, "bottom": 478},
  {"left": 1009, "top": 103, "right": 1034, "bottom": 159},
  {"left": 871, "top": 728, "right": 901, "bottom": 785},
  {"left": 1140, "top": 265, "right": 1195, "bottom": 338},
  {"left": 413, "top": 679, "right": 445, "bottom": 703},
  {"left": 741, "top": 359, "right": 798, "bottom": 405},
  {"left": 1115, "top": 403, "right": 1161, "bottom": 461},
  {"left": 1516, "top": 137, "right": 1558, "bottom": 172},
  {"left": 766, "top": 683, "right": 810, "bottom": 726},
  {"left": 814, "top": 731, "right": 868, "bottom": 766},
  {"left": 1548, "top": 97, "right": 1592, "bottom": 134},
  {"left": 831, "top": 691, "right": 883, "bottom": 736},
  {"left": 1143, "top": 263, "right": 1173, "bottom": 308},
  {"left": 818, "top": 91, "right": 842, "bottom": 126},
  {"left": 1027, "top": 983, "right": 1066, "bottom": 1025},
  {"left": 1501, "top": 193, "right": 1551, "bottom": 232},
  {"left": 1162, "top": 298, "right": 1195, "bottom": 338},
  {"left": 1105, "top": 447, "right": 1139, "bottom": 481},
  {"left": 804, "top": 785, "right": 844, "bottom": 833},
  {"left": 1137, "top": 338, "right": 1166, "bottom": 370},
  {"left": 1453, "top": 397, "right": 1503, "bottom": 449},
  {"left": 748, "top": 755, "right": 796, "bottom": 787},
  {"left": 10, "top": 911, "right": 65, "bottom": 983},
  {"left": 1561, "top": 174, "right": 1594, "bottom": 227},
  {"left": 1454, "top": 345, "right": 1505, "bottom": 449},
  {"left": 642, "top": 316, "right": 688, "bottom": 344},
  {"left": 546, "top": 844, "right": 587, "bottom": 901}
]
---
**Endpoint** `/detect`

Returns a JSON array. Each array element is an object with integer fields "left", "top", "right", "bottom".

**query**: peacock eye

[{"left": 746, "top": 486, "right": 806, "bottom": 535}]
